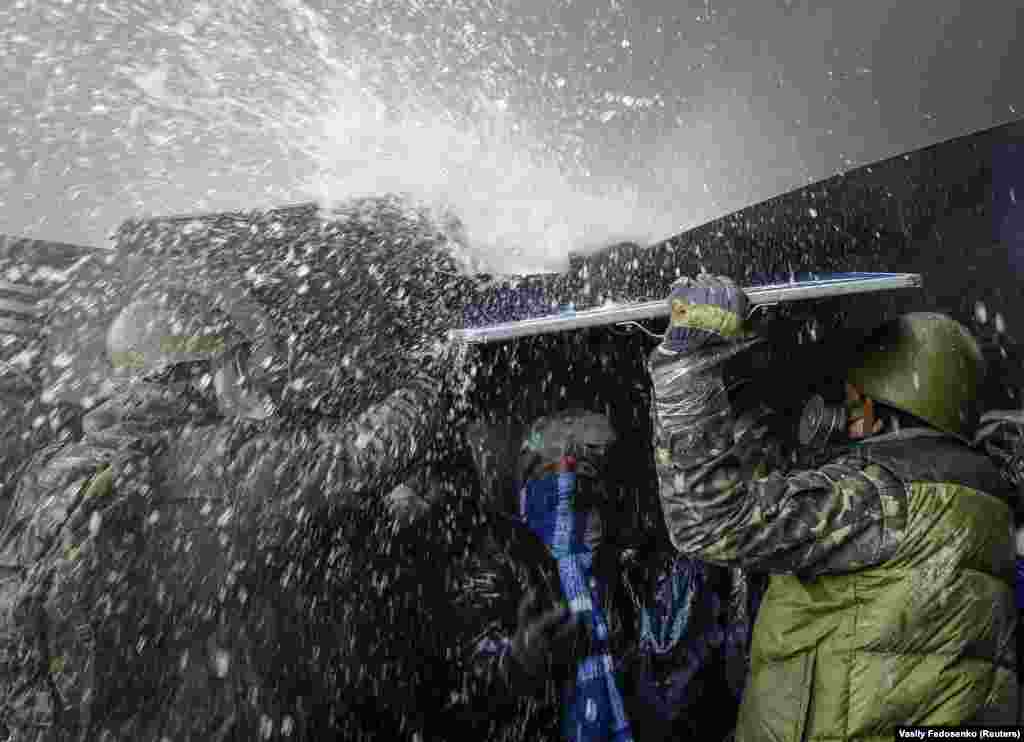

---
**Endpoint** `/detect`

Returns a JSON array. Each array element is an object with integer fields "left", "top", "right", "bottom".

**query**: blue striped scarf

[{"left": 519, "top": 462, "right": 635, "bottom": 742}]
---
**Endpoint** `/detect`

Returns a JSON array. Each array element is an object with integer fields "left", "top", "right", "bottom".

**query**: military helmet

[
  {"left": 106, "top": 286, "right": 253, "bottom": 378},
  {"left": 846, "top": 312, "right": 985, "bottom": 441}
]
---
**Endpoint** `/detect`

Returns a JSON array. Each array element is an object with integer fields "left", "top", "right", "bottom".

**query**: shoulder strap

[{"left": 850, "top": 434, "right": 1013, "bottom": 503}]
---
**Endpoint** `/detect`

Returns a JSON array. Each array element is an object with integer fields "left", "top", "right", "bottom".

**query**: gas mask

[
  {"left": 796, "top": 385, "right": 874, "bottom": 460},
  {"left": 213, "top": 342, "right": 278, "bottom": 421},
  {"left": 797, "top": 394, "right": 850, "bottom": 450}
]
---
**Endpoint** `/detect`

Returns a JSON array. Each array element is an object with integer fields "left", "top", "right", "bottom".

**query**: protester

[
  {"left": 435, "top": 409, "right": 747, "bottom": 741},
  {"left": 647, "top": 275, "right": 1018, "bottom": 738},
  {"left": 0, "top": 282, "right": 460, "bottom": 740}
]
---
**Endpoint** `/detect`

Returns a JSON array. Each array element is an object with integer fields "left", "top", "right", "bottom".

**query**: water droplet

[
  {"left": 808, "top": 208, "right": 818, "bottom": 218},
  {"left": 975, "top": 301, "right": 988, "bottom": 324},
  {"left": 51, "top": 352, "right": 73, "bottom": 368},
  {"left": 216, "top": 508, "right": 234, "bottom": 528},
  {"left": 995, "top": 313, "right": 1006, "bottom": 333},
  {"left": 89, "top": 511, "right": 102, "bottom": 536},
  {"left": 213, "top": 648, "right": 230, "bottom": 678}
]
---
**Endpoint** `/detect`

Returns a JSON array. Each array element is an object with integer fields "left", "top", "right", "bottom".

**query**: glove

[
  {"left": 662, "top": 275, "right": 748, "bottom": 354},
  {"left": 506, "top": 589, "right": 591, "bottom": 692}
]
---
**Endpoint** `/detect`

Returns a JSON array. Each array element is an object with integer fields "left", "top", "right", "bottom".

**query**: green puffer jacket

[{"left": 738, "top": 432, "right": 1018, "bottom": 741}]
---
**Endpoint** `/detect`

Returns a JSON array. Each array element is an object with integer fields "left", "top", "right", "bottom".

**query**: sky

[{"left": 1, "top": 0, "right": 1021, "bottom": 273}]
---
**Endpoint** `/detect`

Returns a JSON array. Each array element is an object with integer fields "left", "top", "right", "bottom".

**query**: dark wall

[{"left": 474, "top": 117, "right": 1024, "bottom": 414}]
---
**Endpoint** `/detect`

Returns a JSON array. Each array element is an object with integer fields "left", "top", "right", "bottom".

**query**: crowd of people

[{"left": 0, "top": 228, "right": 1020, "bottom": 740}]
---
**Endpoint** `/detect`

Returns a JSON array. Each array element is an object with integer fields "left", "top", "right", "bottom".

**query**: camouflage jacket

[
  {"left": 0, "top": 371, "right": 443, "bottom": 742},
  {"left": 648, "top": 338, "right": 908, "bottom": 579}
]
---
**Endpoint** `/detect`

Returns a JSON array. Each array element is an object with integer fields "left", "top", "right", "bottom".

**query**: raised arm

[{"left": 649, "top": 276, "right": 907, "bottom": 578}]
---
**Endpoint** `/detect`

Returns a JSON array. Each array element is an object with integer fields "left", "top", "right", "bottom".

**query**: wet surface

[{"left": 2, "top": 2, "right": 1024, "bottom": 739}]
